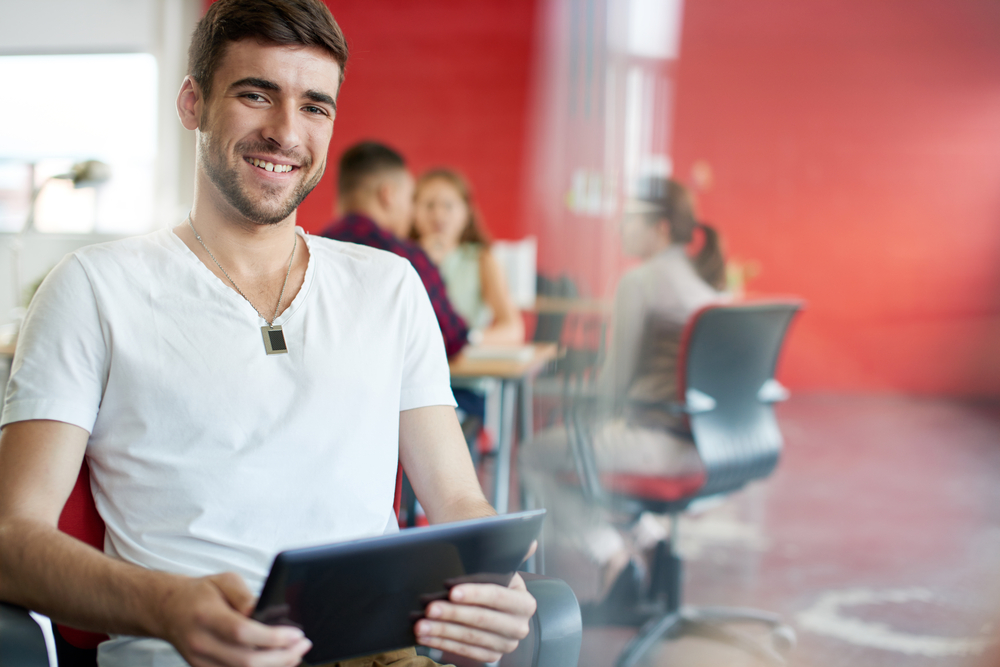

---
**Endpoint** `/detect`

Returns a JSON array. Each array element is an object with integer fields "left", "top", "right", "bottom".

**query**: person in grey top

[
  {"left": 600, "top": 176, "right": 728, "bottom": 432},
  {"left": 524, "top": 177, "right": 727, "bottom": 599}
]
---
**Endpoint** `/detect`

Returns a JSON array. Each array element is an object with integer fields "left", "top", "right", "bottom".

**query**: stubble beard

[{"left": 200, "top": 131, "right": 324, "bottom": 226}]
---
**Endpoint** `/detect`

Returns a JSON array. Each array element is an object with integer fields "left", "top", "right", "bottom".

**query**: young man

[
  {"left": 0, "top": 2, "right": 534, "bottom": 667},
  {"left": 322, "top": 142, "right": 469, "bottom": 359}
]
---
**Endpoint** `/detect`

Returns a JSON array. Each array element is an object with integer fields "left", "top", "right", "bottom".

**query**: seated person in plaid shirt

[{"left": 322, "top": 142, "right": 469, "bottom": 359}]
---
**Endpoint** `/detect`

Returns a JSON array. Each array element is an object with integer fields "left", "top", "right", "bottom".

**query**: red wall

[
  {"left": 670, "top": 0, "right": 1000, "bottom": 395},
  {"left": 297, "top": 1, "right": 538, "bottom": 239}
]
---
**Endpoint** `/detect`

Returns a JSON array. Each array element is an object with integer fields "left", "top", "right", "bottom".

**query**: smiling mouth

[{"left": 245, "top": 157, "right": 296, "bottom": 173}]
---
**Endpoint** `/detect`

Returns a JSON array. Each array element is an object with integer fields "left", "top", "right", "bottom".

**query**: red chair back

[
  {"left": 56, "top": 460, "right": 406, "bottom": 649},
  {"left": 56, "top": 461, "right": 106, "bottom": 649}
]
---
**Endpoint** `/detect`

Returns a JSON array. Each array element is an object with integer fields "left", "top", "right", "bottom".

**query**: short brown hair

[
  {"left": 412, "top": 168, "right": 491, "bottom": 246},
  {"left": 337, "top": 141, "right": 407, "bottom": 198},
  {"left": 188, "top": 0, "right": 349, "bottom": 99}
]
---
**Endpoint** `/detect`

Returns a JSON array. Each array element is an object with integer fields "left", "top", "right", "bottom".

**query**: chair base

[
  {"left": 570, "top": 504, "right": 797, "bottom": 666},
  {"left": 580, "top": 566, "right": 795, "bottom": 667},
  {"left": 613, "top": 605, "right": 796, "bottom": 667}
]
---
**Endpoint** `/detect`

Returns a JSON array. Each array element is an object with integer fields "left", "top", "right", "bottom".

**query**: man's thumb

[{"left": 209, "top": 572, "right": 256, "bottom": 616}]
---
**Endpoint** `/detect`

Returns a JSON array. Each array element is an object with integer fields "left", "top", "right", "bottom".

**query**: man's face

[
  {"left": 384, "top": 170, "right": 416, "bottom": 238},
  {"left": 196, "top": 40, "right": 341, "bottom": 225}
]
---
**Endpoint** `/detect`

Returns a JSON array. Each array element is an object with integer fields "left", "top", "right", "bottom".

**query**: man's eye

[
  {"left": 243, "top": 93, "right": 266, "bottom": 102},
  {"left": 303, "top": 105, "right": 328, "bottom": 116}
]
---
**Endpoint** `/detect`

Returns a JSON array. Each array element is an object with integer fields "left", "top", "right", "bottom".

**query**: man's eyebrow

[
  {"left": 228, "top": 77, "right": 280, "bottom": 92},
  {"left": 305, "top": 90, "right": 337, "bottom": 111}
]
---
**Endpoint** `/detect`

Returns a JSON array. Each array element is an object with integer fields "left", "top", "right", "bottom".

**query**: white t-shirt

[{"left": 2, "top": 227, "right": 455, "bottom": 666}]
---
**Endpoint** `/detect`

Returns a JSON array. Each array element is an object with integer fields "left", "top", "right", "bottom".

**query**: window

[{"left": 0, "top": 53, "right": 158, "bottom": 234}]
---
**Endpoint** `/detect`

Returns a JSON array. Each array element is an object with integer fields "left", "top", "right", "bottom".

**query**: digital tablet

[{"left": 252, "top": 509, "right": 546, "bottom": 665}]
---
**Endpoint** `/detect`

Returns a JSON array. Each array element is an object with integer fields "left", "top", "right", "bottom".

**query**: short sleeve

[
  {"left": 399, "top": 263, "right": 456, "bottom": 411},
  {"left": 2, "top": 254, "right": 108, "bottom": 432}
]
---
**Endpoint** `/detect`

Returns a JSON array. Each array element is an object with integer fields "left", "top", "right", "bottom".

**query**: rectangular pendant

[{"left": 261, "top": 325, "right": 288, "bottom": 355}]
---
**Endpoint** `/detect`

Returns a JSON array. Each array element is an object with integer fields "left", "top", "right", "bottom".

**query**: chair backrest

[
  {"left": 678, "top": 301, "right": 802, "bottom": 498},
  {"left": 56, "top": 461, "right": 107, "bottom": 650}
]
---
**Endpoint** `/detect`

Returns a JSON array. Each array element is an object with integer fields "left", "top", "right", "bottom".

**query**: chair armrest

[
  {"left": 621, "top": 389, "right": 717, "bottom": 416},
  {"left": 501, "top": 574, "right": 581, "bottom": 667},
  {"left": 0, "top": 602, "right": 51, "bottom": 667},
  {"left": 757, "top": 379, "right": 790, "bottom": 403}
]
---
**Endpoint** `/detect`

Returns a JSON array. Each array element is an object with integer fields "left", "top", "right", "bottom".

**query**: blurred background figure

[
  {"left": 322, "top": 142, "right": 469, "bottom": 359},
  {"left": 523, "top": 176, "right": 728, "bottom": 603},
  {"left": 601, "top": 177, "right": 726, "bottom": 421},
  {"left": 411, "top": 168, "right": 526, "bottom": 424},
  {"left": 412, "top": 168, "right": 525, "bottom": 346}
]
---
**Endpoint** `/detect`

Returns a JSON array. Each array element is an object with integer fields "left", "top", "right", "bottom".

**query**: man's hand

[
  {"left": 158, "top": 572, "right": 312, "bottom": 667},
  {"left": 400, "top": 406, "right": 540, "bottom": 662},
  {"left": 414, "top": 572, "right": 537, "bottom": 663}
]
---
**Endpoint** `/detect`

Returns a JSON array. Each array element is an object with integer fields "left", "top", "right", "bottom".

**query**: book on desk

[{"left": 461, "top": 345, "right": 537, "bottom": 362}]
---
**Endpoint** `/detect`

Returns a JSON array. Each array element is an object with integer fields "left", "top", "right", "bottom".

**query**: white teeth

[{"left": 247, "top": 158, "right": 292, "bottom": 172}]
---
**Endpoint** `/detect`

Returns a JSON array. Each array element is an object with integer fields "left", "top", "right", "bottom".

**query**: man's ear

[
  {"left": 657, "top": 218, "right": 673, "bottom": 245},
  {"left": 374, "top": 179, "right": 395, "bottom": 212},
  {"left": 176, "top": 76, "right": 204, "bottom": 131}
]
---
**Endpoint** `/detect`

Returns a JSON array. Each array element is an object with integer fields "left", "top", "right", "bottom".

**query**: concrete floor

[{"left": 539, "top": 394, "right": 1000, "bottom": 667}]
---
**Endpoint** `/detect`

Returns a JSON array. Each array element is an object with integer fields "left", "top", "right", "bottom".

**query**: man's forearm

[
  {"left": 0, "top": 517, "right": 179, "bottom": 638},
  {"left": 425, "top": 494, "right": 496, "bottom": 526}
]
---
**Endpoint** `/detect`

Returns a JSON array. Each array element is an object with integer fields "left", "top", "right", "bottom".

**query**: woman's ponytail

[{"left": 693, "top": 222, "right": 727, "bottom": 291}]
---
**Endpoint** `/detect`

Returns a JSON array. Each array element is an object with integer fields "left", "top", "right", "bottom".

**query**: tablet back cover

[{"left": 254, "top": 510, "right": 544, "bottom": 664}]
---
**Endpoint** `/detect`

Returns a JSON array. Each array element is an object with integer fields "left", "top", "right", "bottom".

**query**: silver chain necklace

[{"left": 187, "top": 216, "right": 296, "bottom": 355}]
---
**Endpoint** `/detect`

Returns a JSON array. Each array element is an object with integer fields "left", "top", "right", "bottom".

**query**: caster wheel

[{"left": 771, "top": 625, "right": 797, "bottom": 654}]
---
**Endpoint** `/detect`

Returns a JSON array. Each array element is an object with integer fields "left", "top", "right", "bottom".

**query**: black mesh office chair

[{"left": 565, "top": 301, "right": 803, "bottom": 667}]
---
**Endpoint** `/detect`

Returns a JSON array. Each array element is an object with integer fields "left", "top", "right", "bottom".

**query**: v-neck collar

[{"left": 166, "top": 226, "right": 315, "bottom": 326}]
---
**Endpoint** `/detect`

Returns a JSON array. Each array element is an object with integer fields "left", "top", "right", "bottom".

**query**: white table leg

[{"left": 518, "top": 376, "right": 534, "bottom": 443}]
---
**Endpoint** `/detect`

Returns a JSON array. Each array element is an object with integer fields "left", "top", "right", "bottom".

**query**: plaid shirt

[{"left": 321, "top": 213, "right": 469, "bottom": 358}]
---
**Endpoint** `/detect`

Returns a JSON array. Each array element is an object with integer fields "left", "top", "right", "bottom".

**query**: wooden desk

[
  {"left": 449, "top": 343, "right": 557, "bottom": 380},
  {"left": 449, "top": 343, "right": 558, "bottom": 513},
  {"left": 531, "top": 296, "right": 611, "bottom": 314}
]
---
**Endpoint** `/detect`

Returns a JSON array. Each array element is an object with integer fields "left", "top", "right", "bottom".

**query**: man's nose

[{"left": 262, "top": 103, "right": 302, "bottom": 150}]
